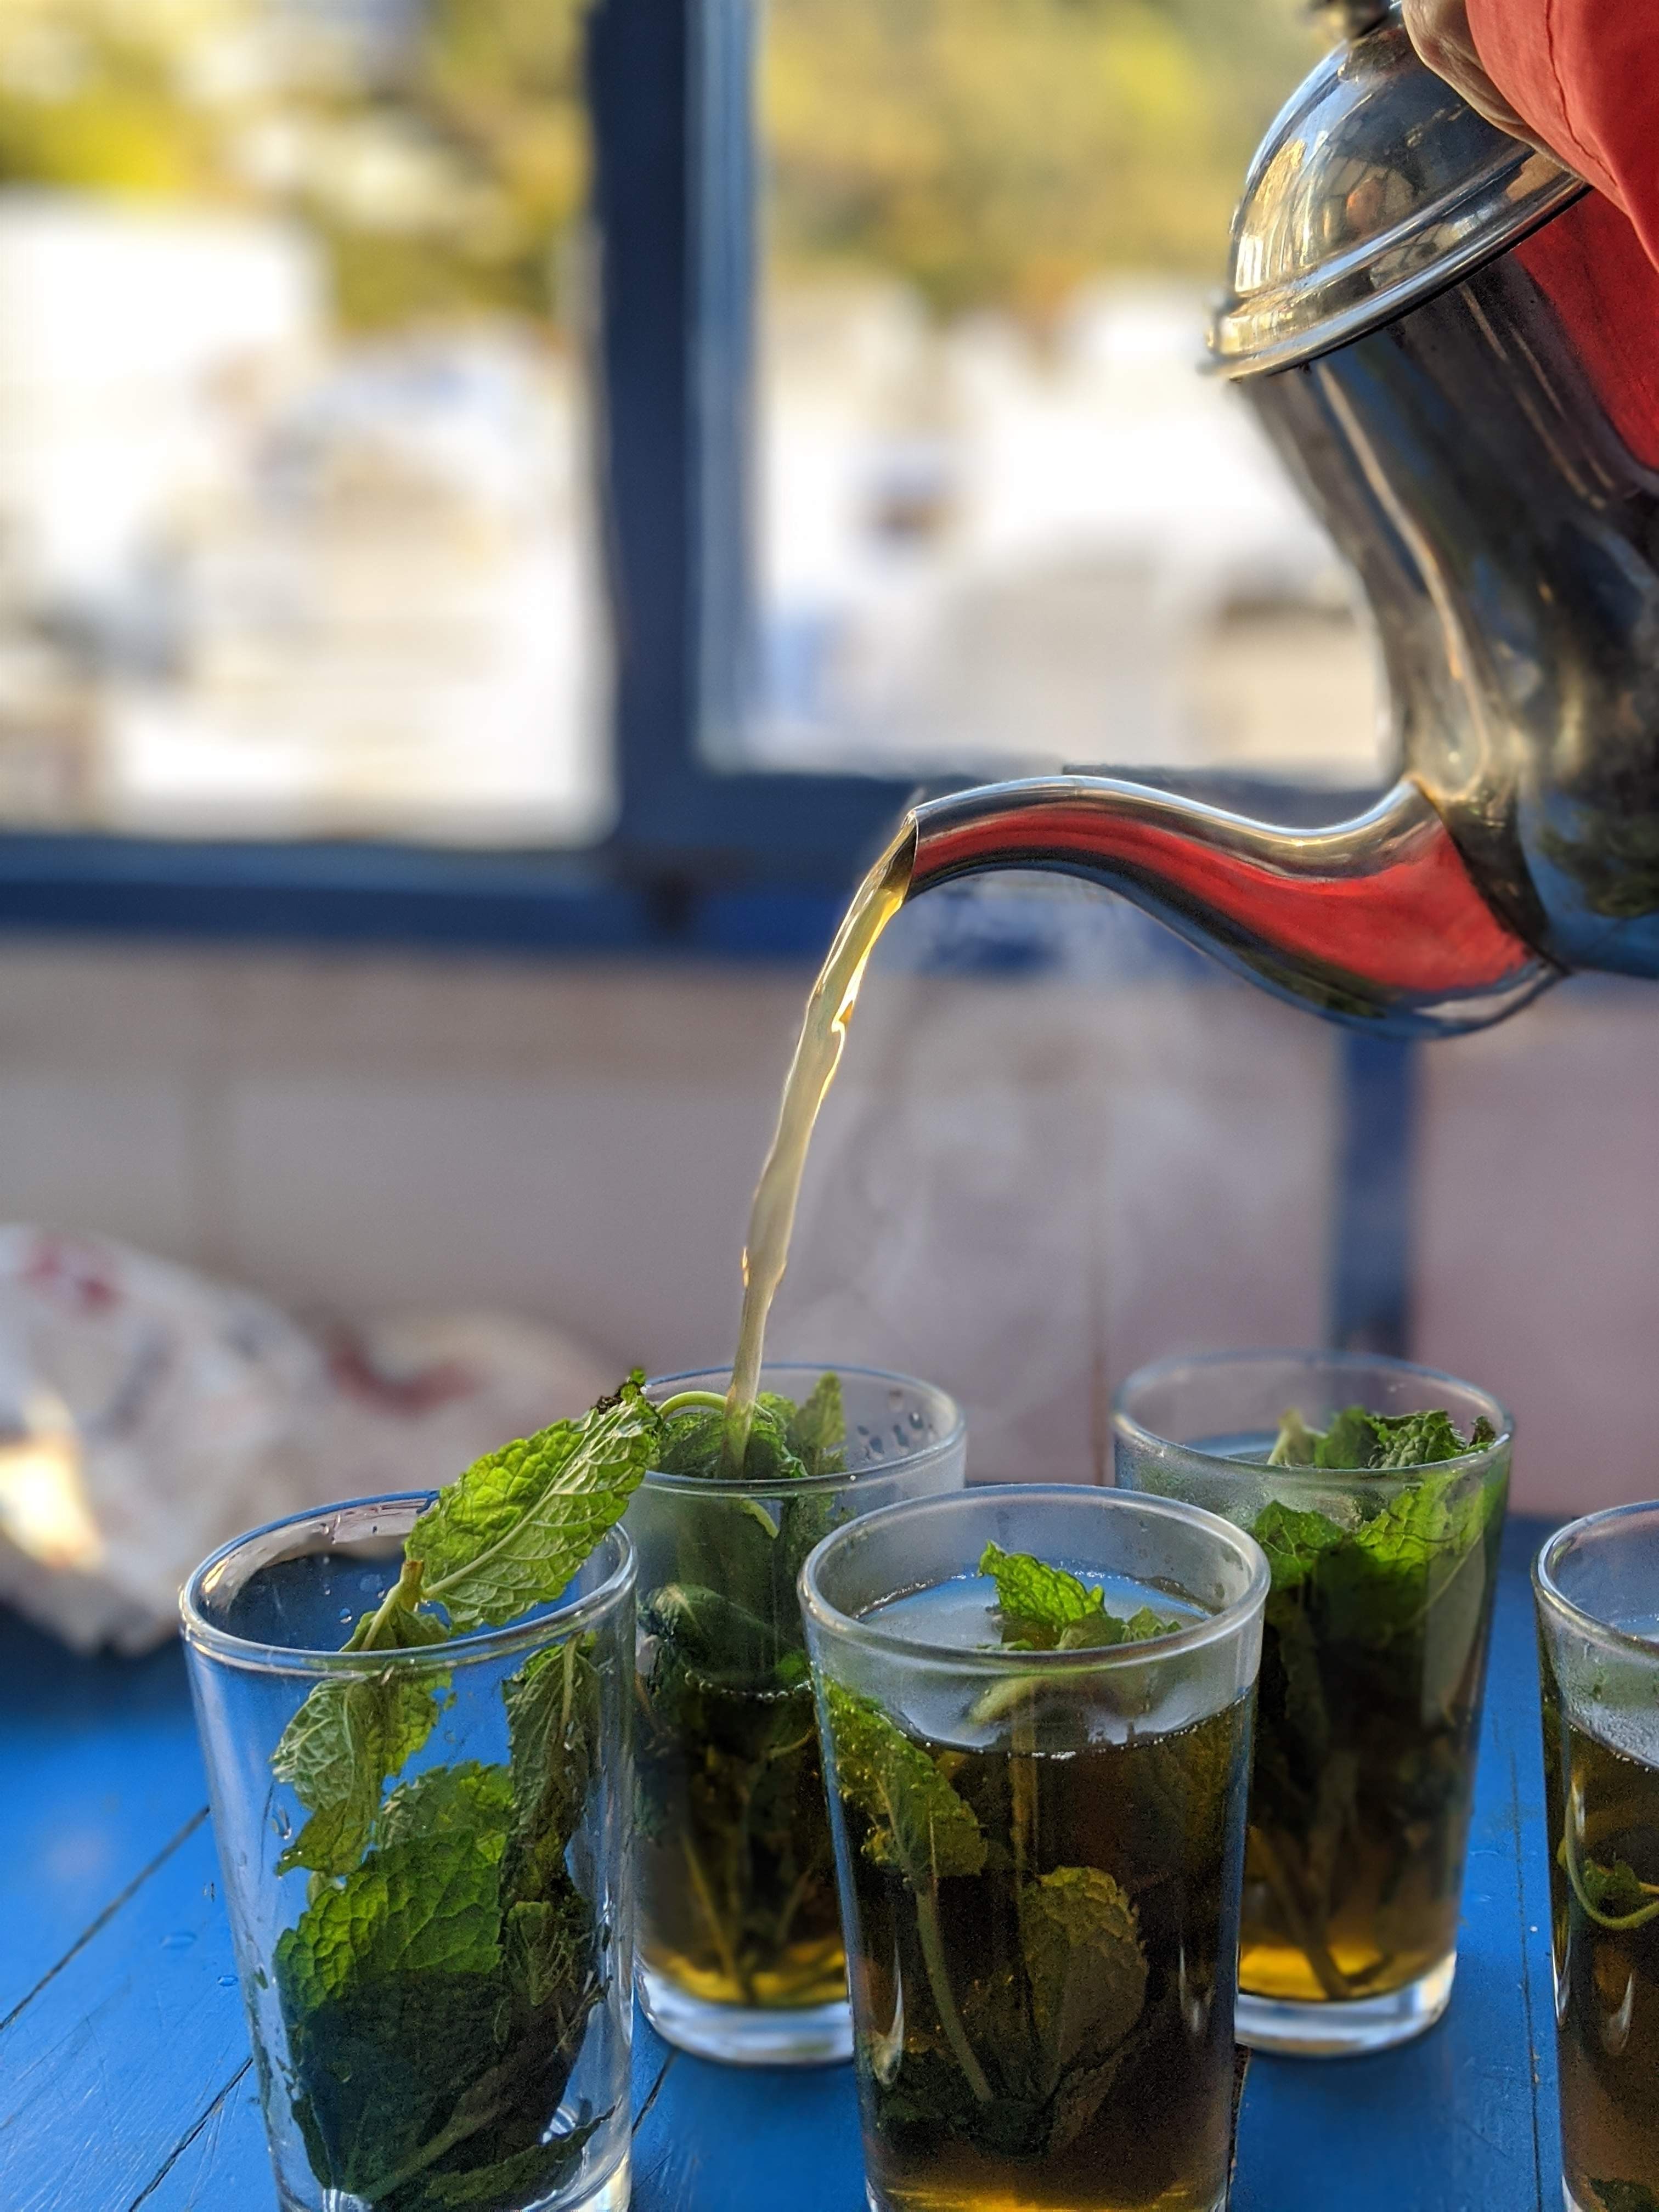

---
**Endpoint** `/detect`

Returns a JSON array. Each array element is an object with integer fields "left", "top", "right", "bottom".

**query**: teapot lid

[{"left": 1208, "top": 0, "right": 1584, "bottom": 379}]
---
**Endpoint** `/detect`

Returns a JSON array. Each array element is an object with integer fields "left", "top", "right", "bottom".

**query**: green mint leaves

[
  {"left": 272, "top": 1632, "right": 448, "bottom": 1878},
  {"left": 405, "top": 1374, "right": 659, "bottom": 1634},
  {"left": 634, "top": 1371, "right": 848, "bottom": 2008},
  {"left": 266, "top": 1373, "right": 656, "bottom": 2210},
  {"left": 979, "top": 1543, "right": 1176, "bottom": 1652},
  {"left": 1243, "top": 1401, "right": 1508, "bottom": 2010},
  {"left": 1022, "top": 1866, "right": 1147, "bottom": 2081},
  {"left": 269, "top": 1374, "right": 658, "bottom": 1882},
  {"left": 652, "top": 1370, "right": 848, "bottom": 1484},
  {"left": 1590, "top": 2185, "right": 1659, "bottom": 2212},
  {"left": 823, "top": 1680, "right": 1153, "bottom": 2160},
  {"left": 823, "top": 1680, "right": 987, "bottom": 1884},
  {"left": 1267, "top": 1402, "right": 1496, "bottom": 1472}
]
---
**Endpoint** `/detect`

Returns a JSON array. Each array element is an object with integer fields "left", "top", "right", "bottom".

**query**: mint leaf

[
  {"left": 1590, "top": 2185, "right": 1659, "bottom": 2212},
  {"left": 1266, "top": 1408, "right": 1321, "bottom": 1466},
  {"left": 980, "top": 1543, "right": 1103, "bottom": 1647},
  {"left": 822, "top": 1680, "right": 985, "bottom": 1883},
  {"left": 788, "top": 1372, "right": 847, "bottom": 1476},
  {"left": 499, "top": 1640, "right": 597, "bottom": 1902},
  {"left": 1581, "top": 1854, "right": 1654, "bottom": 1918},
  {"left": 502, "top": 1889, "right": 590, "bottom": 2008},
  {"left": 1265, "top": 1403, "right": 1494, "bottom": 1473},
  {"left": 416, "top": 2121, "right": 603, "bottom": 2210},
  {"left": 1368, "top": 1409, "right": 1475, "bottom": 1469},
  {"left": 407, "top": 1373, "right": 658, "bottom": 1633},
  {"left": 1317, "top": 1405, "right": 1379, "bottom": 1468},
  {"left": 276, "top": 1767, "right": 507, "bottom": 2016},
  {"left": 980, "top": 1543, "right": 1175, "bottom": 1652},
  {"left": 1022, "top": 1866, "right": 1147, "bottom": 2078},
  {"left": 272, "top": 1641, "right": 448, "bottom": 1878},
  {"left": 1251, "top": 1500, "right": 1347, "bottom": 1594},
  {"left": 641, "top": 1583, "right": 792, "bottom": 1685},
  {"left": 1055, "top": 1606, "right": 1172, "bottom": 1650},
  {"left": 656, "top": 1396, "right": 807, "bottom": 1483}
]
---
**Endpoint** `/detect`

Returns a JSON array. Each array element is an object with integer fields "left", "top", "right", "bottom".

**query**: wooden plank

[
  {"left": 134, "top": 2004, "right": 679, "bottom": 2210},
  {"left": 0, "top": 1811, "right": 248, "bottom": 2212},
  {"left": 0, "top": 1612, "right": 205, "bottom": 2021},
  {"left": 0, "top": 1520, "right": 1560, "bottom": 2209}
]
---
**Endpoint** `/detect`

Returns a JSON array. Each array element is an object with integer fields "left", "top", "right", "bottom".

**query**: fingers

[{"left": 1400, "top": 0, "right": 1562, "bottom": 156}]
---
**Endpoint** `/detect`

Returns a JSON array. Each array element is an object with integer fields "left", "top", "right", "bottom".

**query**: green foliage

[
  {"left": 828, "top": 1684, "right": 1157, "bottom": 2163},
  {"left": 407, "top": 1372, "right": 658, "bottom": 1633},
  {"left": 1590, "top": 2183, "right": 1659, "bottom": 2212},
  {"left": 272, "top": 1611, "right": 449, "bottom": 1878},
  {"left": 823, "top": 1681, "right": 986, "bottom": 1883},
  {"left": 979, "top": 1542, "right": 1176, "bottom": 1654},
  {"left": 764, "top": 0, "right": 1323, "bottom": 313},
  {"left": 636, "top": 1373, "right": 849, "bottom": 2004},
  {"left": 1021, "top": 1866, "right": 1147, "bottom": 2079},
  {"left": 1267, "top": 1403, "right": 1496, "bottom": 1473},
  {"left": 267, "top": 1374, "right": 645, "bottom": 2209},
  {"left": 1242, "top": 1406, "right": 1508, "bottom": 2002}
]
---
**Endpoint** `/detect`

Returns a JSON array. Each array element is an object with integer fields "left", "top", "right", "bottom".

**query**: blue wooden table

[{"left": 1, "top": 1517, "right": 1561, "bottom": 2212}]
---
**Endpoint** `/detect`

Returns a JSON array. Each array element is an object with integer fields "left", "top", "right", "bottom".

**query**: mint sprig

[
  {"left": 266, "top": 1372, "right": 661, "bottom": 2211},
  {"left": 270, "top": 1373, "right": 658, "bottom": 1881},
  {"left": 979, "top": 1543, "right": 1177, "bottom": 1652}
]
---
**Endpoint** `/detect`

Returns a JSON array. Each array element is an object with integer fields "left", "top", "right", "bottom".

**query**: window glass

[
  {"left": 742, "top": 0, "right": 1385, "bottom": 786},
  {"left": 0, "top": 0, "right": 608, "bottom": 843}
]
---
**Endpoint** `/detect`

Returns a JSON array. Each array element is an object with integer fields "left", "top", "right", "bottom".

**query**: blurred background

[{"left": 0, "top": 0, "right": 1648, "bottom": 1650}]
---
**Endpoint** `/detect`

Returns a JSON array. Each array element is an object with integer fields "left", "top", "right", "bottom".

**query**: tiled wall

[{"left": 0, "top": 927, "right": 1647, "bottom": 1517}]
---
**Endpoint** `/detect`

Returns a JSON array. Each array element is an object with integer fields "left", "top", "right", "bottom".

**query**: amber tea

[
  {"left": 1115, "top": 1356, "right": 1511, "bottom": 2053},
  {"left": 803, "top": 1492, "right": 1266, "bottom": 2212},
  {"left": 1543, "top": 1679, "right": 1659, "bottom": 2212},
  {"left": 629, "top": 1365, "right": 966, "bottom": 2063},
  {"left": 1536, "top": 1504, "right": 1659, "bottom": 2212}
]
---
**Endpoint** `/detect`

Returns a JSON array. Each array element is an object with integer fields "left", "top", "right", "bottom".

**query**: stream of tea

[{"left": 721, "top": 820, "right": 916, "bottom": 1464}]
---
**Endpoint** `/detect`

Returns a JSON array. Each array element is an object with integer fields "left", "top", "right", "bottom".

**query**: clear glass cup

[
  {"left": 801, "top": 1484, "right": 1266, "bottom": 2212},
  {"left": 181, "top": 1493, "right": 636, "bottom": 2212},
  {"left": 1536, "top": 1503, "right": 1659, "bottom": 2212},
  {"left": 1114, "top": 1348, "right": 1511, "bottom": 2057},
  {"left": 628, "top": 1362, "right": 966, "bottom": 2066}
]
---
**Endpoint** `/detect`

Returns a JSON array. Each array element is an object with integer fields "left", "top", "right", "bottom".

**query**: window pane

[
  {"left": 0, "top": 0, "right": 609, "bottom": 843},
  {"left": 737, "top": 0, "right": 1383, "bottom": 786}
]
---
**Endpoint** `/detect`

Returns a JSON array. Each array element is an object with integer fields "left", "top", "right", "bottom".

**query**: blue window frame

[{"left": 0, "top": 0, "right": 912, "bottom": 957}]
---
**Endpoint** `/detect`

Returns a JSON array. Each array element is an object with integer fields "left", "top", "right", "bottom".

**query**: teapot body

[
  {"left": 1244, "top": 185, "right": 1659, "bottom": 978},
  {"left": 907, "top": 7, "right": 1659, "bottom": 1035}
]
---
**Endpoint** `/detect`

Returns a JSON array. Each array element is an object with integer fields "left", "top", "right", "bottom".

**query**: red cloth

[{"left": 1466, "top": 0, "right": 1659, "bottom": 268}]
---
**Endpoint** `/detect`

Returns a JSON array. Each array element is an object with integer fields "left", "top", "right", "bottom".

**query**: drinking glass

[
  {"left": 182, "top": 1494, "right": 635, "bottom": 2212},
  {"left": 802, "top": 1485, "right": 1266, "bottom": 2212},
  {"left": 1536, "top": 1503, "right": 1659, "bottom": 2212},
  {"left": 628, "top": 1363, "right": 966, "bottom": 2066},
  {"left": 1115, "top": 1349, "right": 1511, "bottom": 2056}
]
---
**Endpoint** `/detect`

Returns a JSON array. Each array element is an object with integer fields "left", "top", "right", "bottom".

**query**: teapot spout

[{"left": 906, "top": 775, "right": 1558, "bottom": 1036}]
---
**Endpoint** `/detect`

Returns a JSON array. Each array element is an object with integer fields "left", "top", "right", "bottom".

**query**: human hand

[{"left": 1400, "top": 0, "right": 1559, "bottom": 159}]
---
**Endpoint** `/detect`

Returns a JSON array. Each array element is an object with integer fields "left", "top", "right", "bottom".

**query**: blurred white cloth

[{"left": 0, "top": 1228, "right": 611, "bottom": 1652}]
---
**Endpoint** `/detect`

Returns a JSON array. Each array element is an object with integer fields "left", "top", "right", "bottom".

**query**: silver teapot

[{"left": 904, "top": 0, "right": 1659, "bottom": 1035}]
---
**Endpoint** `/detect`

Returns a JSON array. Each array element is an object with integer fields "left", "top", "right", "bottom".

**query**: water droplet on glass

[
  {"left": 218, "top": 1974, "right": 238, "bottom": 1990},
  {"left": 204, "top": 1882, "right": 216, "bottom": 1901},
  {"left": 274, "top": 1809, "right": 292, "bottom": 1840},
  {"left": 161, "top": 1930, "right": 196, "bottom": 1950},
  {"left": 867, "top": 1435, "right": 886, "bottom": 1458},
  {"left": 338, "top": 1607, "right": 353, "bottom": 1624}
]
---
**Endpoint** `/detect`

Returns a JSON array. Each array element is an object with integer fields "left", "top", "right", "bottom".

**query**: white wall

[{"left": 0, "top": 927, "right": 1645, "bottom": 1518}]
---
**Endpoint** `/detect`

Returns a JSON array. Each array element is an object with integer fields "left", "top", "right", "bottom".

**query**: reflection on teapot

[{"left": 900, "top": 2, "right": 1659, "bottom": 1037}]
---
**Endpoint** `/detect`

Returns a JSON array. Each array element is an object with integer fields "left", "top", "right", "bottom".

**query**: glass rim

[
  {"left": 1533, "top": 1498, "right": 1659, "bottom": 1661},
  {"left": 799, "top": 1481, "right": 1269, "bottom": 1673},
  {"left": 1110, "top": 1347, "right": 1513, "bottom": 1480},
  {"left": 179, "top": 1489, "right": 636, "bottom": 1677},
  {"left": 641, "top": 1361, "right": 966, "bottom": 1497}
]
